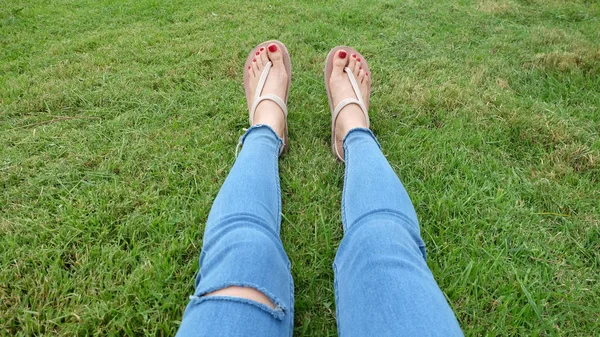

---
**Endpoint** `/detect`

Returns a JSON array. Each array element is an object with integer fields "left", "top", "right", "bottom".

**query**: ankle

[
  {"left": 252, "top": 101, "right": 286, "bottom": 138},
  {"left": 336, "top": 106, "right": 368, "bottom": 140}
]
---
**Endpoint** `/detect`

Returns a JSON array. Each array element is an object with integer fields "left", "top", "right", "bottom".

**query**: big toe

[
  {"left": 267, "top": 43, "right": 283, "bottom": 64},
  {"left": 332, "top": 49, "right": 348, "bottom": 75}
]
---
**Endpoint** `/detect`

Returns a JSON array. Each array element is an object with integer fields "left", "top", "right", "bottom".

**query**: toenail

[
  {"left": 360, "top": 67, "right": 363, "bottom": 70},
  {"left": 352, "top": 54, "right": 356, "bottom": 58},
  {"left": 339, "top": 51, "right": 347, "bottom": 58},
  {"left": 248, "top": 66, "right": 251, "bottom": 69},
  {"left": 256, "top": 51, "right": 260, "bottom": 55},
  {"left": 268, "top": 44, "right": 277, "bottom": 52},
  {"left": 253, "top": 58, "right": 256, "bottom": 62},
  {"left": 260, "top": 47, "right": 264, "bottom": 51},
  {"left": 357, "top": 58, "right": 361, "bottom": 62},
  {"left": 366, "top": 72, "right": 369, "bottom": 76}
]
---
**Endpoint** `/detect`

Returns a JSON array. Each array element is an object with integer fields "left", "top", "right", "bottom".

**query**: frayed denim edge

[
  {"left": 191, "top": 282, "right": 287, "bottom": 321},
  {"left": 236, "top": 124, "right": 283, "bottom": 157},
  {"left": 342, "top": 127, "right": 381, "bottom": 149}
]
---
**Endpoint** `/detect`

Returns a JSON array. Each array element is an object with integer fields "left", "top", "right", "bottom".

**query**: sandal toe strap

[
  {"left": 249, "top": 61, "right": 288, "bottom": 124},
  {"left": 332, "top": 66, "right": 370, "bottom": 161}
]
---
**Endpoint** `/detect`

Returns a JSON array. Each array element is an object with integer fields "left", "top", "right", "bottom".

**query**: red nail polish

[
  {"left": 357, "top": 58, "right": 361, "bottom": 62},
  {"left": 260, "top": 47, "right": 265, "bottom": 51},
  {"left": 339, "top": 51, "right": 347, "bottom": 58},
  {"left": 248, "top": 66, "right": 251, "bottom": 69},
  {"left": 366, "top": 72, "right": 369, "bottom": 76},
  {"left": 360, "top": 67, "right": 363, "bottom": 70},
  {"left": 253, "top": 58, "right": 256, "bottom": 62},
  {"left": 352, "top": 54, "right": 356, "bottom": 58},
  {"left": 256, "top": 51, "right": 260, "bottom": 55},
  {"left": 268, "top": 44, "right": 277, "bottom": 52}
]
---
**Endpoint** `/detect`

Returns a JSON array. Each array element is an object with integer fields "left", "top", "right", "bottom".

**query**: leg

[
  {"left": 325, "top": 48, "right": 462, "bottom": 336},
  {"left": 334, "top": 128, "right": 463, "bottom": 337},
  {"left": 176, "top": 125, "right": 293, "bottom": 337},
  {"left": 177, "top": 41, "right": 293, "bottom": 337}
]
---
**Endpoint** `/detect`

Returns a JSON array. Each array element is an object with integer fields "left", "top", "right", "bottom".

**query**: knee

[
  {"left": 221, "top": 225, "right": 283, "bottom": 259},
  {"left": 205, "top": 286, "right": 276, "bottom": 309},
  {"left": 342, "top": 215, "right": 426, "bottom": 260}
]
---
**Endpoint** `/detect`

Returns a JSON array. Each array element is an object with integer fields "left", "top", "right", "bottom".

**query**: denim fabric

[
  {"left": 334, "top": 128, "right": 463, "bottom": 337},
  {"left": 176, "top": 125, "right": 294, "bottom": 337},
  {"left": 176, "top": 126, "right": 462, "bottom": 337}
]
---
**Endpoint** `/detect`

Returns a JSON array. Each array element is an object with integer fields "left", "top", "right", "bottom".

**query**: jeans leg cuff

[
  {"left": 236, "top": 124, "right": 283, "bottom": 157},
  {"left": 342, "top": 128, "right": 381, "bottom": 150}
]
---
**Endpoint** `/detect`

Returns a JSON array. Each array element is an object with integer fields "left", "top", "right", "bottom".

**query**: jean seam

[
  {"left": 288, "top": 269, "right": 294, "bottom": 337},
  {"left": 341, "top": 141, "right": 349, "bottom": 231},
  {"left": 341, "top": 127, "right": 382, "bottom": 232},
  {"left": 275, "top": 142, "right": 282, "bottom": 234},
  {"left": 333, "top": 262, "right": 342, "bottom": 337}
]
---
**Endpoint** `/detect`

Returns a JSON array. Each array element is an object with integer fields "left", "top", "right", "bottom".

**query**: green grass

[{"left": 1, "top": 0, "right": 599, "bottom": 335}]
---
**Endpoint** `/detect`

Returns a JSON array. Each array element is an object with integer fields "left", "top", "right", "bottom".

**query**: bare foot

[
  {"left": 329, "top": 49, "right": 370, "bottom": 159},
  {"left": 247, "top": 43, "right": 288, "bottom": 138}
]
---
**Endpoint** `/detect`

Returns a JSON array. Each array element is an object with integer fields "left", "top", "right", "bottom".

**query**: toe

[
  {"left": 252, "top": 59, "right": 259, "bottom": 73},
  {"left": 259, "top": 47, "right": 269, "bottom": 65},
  {"left": 358, "top": 66, "right": 365, "bottom": 83},
  {"left": 255, "top": 52, "right": 264, "bottom": 71},
  {"left": 248, "top": 65, "right": 255, "bottom": 78},
  {"left": 267, "top": 43, "right": 284, "bottom": 67},
  {"left": 353, "top": 58, "right": 361, "bottom": 76},
  {"left": 332, "top": 49, "right": 348, "bottom": 75},
  {"left": 348, "top": 53, "right": 357, "bottom": 74}
]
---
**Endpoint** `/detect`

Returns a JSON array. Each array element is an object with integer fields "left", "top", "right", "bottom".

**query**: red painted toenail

[
  {"left": 339, "top": 51, "right": 347, "bottom": 58},
  {"left": 352, "top": 54, "right": 356, "bottom": 58},
  {"left": 366, "top": 72, "right": 369, "bottom": 76},
  {"left": 253, "top": 58, "right": 256, "bottom": 62},
  {"left": 268, "top": 44, "right": 277, "bottom": 52},
  {"left": 360, "top": 67, "right": 363, "bottom": 70},
  {"left": 248, "top": 66, "right": 251, "bottom": 69},
  {"left": 256, "top": 51, "right": 260, "bottom": 55},
  {"left": 260, "top": 47, "right": 264, "bottom": 51},
  {"left": 357, "top": 58, "right": 361, "bottom": 62}
]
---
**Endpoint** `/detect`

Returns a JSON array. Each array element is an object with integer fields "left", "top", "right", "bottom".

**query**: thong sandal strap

[
  {"left": 332, "top": 67, "right": 368, "bottom": 122},
  {"left": 247, "top": 61, "right": 288, "bottom": 155},
  {"left": 332, "top": 67, "right": 369, "bottom": 160},
  {"left": 249, "top": 61, "right": 288, "bottom": 124}
]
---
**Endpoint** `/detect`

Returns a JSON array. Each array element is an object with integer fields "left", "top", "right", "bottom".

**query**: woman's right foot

[
  {"left": 247, "top": 43, "right": 288, "bottom": 138},
  {"left": 329, "top": 49, "right": 370, "bottom": 158}
]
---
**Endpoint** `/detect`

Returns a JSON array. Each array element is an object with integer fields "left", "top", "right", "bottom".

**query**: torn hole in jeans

[{"left": 191, "top": 285, "right": 286, "bottom": 320}]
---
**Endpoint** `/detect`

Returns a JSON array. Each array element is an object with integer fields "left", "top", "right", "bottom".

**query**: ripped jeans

[{"left": 176, "top": 125, "right": 463, "bottom": 337}]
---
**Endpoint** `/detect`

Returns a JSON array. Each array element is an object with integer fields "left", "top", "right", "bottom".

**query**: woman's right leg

[
  {"left": 176, "top": 125, "right": 294, "bottom": 337},
  {"left": 176, "top": 42, "right": 293, "bottom": 337}
]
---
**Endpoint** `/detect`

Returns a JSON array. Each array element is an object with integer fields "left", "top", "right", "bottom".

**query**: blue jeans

[{"left": 176, "top": 125, "right": 463, "bottom": 337}]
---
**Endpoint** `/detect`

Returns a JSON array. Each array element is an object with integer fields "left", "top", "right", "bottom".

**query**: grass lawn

[{"left": 1, "top": 0, "right": 599, "bottom": 335}]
